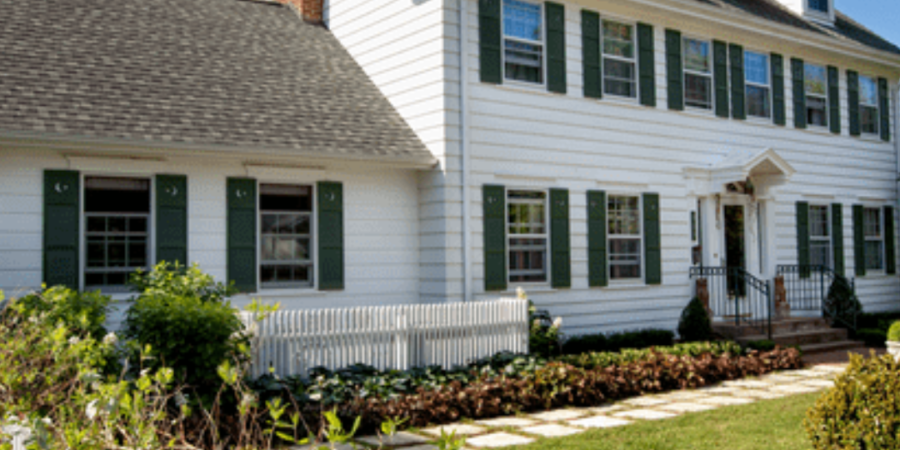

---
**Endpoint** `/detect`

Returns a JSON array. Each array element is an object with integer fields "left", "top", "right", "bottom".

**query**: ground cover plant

[{"left": 561, "top": 329, "right": 675, "bottom": 355}]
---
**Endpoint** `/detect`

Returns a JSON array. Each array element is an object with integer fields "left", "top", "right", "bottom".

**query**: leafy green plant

[
  {"left": 678, "top": 297, "right": 713, "bottom": 342},
  {"left": 743, "top": 340, "right": 776, "bottom": 353},
  {"left": 805, "top": 353, "right": 900, "bottom": 449},
  {"left": 562, "top": 329, "right": 675, "bottom": 355},
  {"left": 857, "top": 328, "right": 888, "bottom": 347},
  {"left": 888, "top": 322, "right": 900, "bottom": 342},
  {"left": 526, "top": 288, "right": 562, "bottom": 358},
  {"left": 824, "top": 278, "right": 862, "bottom": 328},
  {"left": 13, "top": 286, "right": 111, "bottom": 338},
  {"left": 435, "top": 428, "right": 466, "bottom": 450},
  {"left": 557, "top": 341, "right": 742, "bottom": 369}
]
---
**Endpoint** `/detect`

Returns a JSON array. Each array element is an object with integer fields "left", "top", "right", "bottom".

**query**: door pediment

[{"left": 684, "top": 148, "right": 796, "bottom": 197}]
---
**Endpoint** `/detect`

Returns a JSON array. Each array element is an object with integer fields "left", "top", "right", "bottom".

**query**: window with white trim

[
  {"left": 808, "top": 0, "right": 829, "bottom": 13},
  {"left": 507, "top": 190, "right": 548, "bottom": 283},
  {"left": 259, "top": 184, "right": 314, "bottom": 289},
  {"left": 503, "top": 0, "right": 544, "bottom": 84},
  {"left": 745, "top": 51, "right": 771, "bottom": 119},
  {"left": 683, "top": 37, "right": 713, "bottom": 110},
  {"left": 805, "top": 63, "right": 828, "bottom": 128},
  {"left": 608, "top": 195, "right": 642, "bottom": 280},
  {"left": 864, "top": 207, "right": 884, "bottom": 271},
  {"left": 859, "top": 75, "right": 880, "bottom": 135},
  {"left": 602, "top": 19, "right": 637, "bottom": 99},
  {"left": 84, "top": 177, "right": 151, "bottom": 290},
  {"left": 809, "top": 205, "right": 830, "bottom": 267}
]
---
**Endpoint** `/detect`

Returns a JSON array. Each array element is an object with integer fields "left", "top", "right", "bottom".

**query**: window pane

[
  {"left": 608, "top": 196, "right": 640, "bottom": 236},
  {"left": 683, "top": 39, "right": 710, "bottom": 73},
  {"left": 87, "top": 217, "right": 106, "bottom": 233},
  {"left": 602, "top": 21, "right": 634, "bottom": 58},
  {"left": 744, "top": 52, "right": 769, "bottom": 85},
  {"left": 810, "top": 241, "right": 830, "bottom": 267},
  {"left": 866, "top": 241, "right": 884, "bottom": 270},
  {"left": 272, "top": 238, "right": 296, "bottom": 261},
  {"left": 129, "top": 217, "right": 147, "bottom": 233},
  {"left": 87, "top": 239, "right": 105, "bottom": 267},
  {"left": 603, "top": 59, "right": 636, "bottom": 98},
  {"left": 262, "top": 215, "right": 278, "bottom": 233},
  {"left": 807, "top": 96, "right": 827, "bottom": 127},
  {"left": 809, "top": 0, "right": 828, "bottom": 13},
  {"left": 129, "top": 241, "right": 147, "bottom": 267},
  {"left": 860, "top": 76, "right": 878, "bottom": 106},
  {"left": 509, "top": 238, "right": 547, "bottom": 282},
  {"left": 508, "top": 191, "right": 546, "bottom": 235},
  {"left": 864, "top": 208, "right": 881, "bottom": 237},
  {"left": 804, "top": 64, "right": 827, "bottom": 96},
  {"left": 747, "top": 85, "right": 771, "bottom": 118},
  {"left": 609, "top": 238, "right": 641, "bottom": 279},
  {"left": 84, "top": 177, "right": 150, "bottom": 213},
  {"left": 504, "top": 41, "right": 543, "bottom": 83},
  {"left": 108, "top": 217, "right": 127, "bottom": 233},
  {"left": 810, "top": 205, "right": 829, "bottom": 237},
  {"left": 503, "top": 0, "right": 542, "bottom": 41},
  {"left": 260, "top": 185, "right": 312, "bottom": 212},
  {"left": 294, "top": 238, "right": 311, "bottom": 260},
  {"left": 685, "top": 73, "right": 712, "bottom": 109},
  {"left": 861, "top": 106, "right": 879, "bottom": 134}
]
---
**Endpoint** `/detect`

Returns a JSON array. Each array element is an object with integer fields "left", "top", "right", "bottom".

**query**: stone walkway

[{"left": 298, "top": 364, "right": 846, "bottom": 450}]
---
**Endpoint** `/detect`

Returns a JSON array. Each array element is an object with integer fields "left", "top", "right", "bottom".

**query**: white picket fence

[{"left": 238, "top": 298, "right": 529, "bottom": 378}]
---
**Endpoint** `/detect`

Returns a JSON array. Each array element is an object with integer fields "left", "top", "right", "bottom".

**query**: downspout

[{"left": 460, "top": 0, "right": 472, "bottom": 302}]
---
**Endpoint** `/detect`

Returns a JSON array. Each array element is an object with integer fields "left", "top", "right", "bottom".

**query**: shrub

[
  {"left": 824, "top": 279, "right": 862, "bottom": 328},
  {"left": 122, "top": 263, "right": 246, "bottom": 394},
  {"left": 14, "top": 286, "right": 111, "bottom": 338},
  {"left": 805, "top": 353, "right": 900, "bottom": 450},
  {"left": 889, "top": 322, "right": 900, "bottom": 342},
  {"left": 524, "top": 289, "right": 562, "bottom": 358},
  {"left": 556, "top": 341, "right": 742, "bottom": 370},
  {"left": 561, "top": 329, "right": 675, "bottom": 355},
  {"left": 561, "top": 333, "right": 607, "bottom": 355},
  {"left": 678, "top": 297, "right": 713, "bottom": 342},
  {"left": 856, "top": 328, "right": 888, "bottom": 347},
  {"left": 743, "top": 340, "right": 776, "bottom": 353}
]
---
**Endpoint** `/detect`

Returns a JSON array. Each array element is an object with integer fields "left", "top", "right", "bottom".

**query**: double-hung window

[
  {"left": 260, "top": 184, "right": 314, "bottom": 289},
  {"left": 503, "top": 0, "right": 544, "bottom": 84},
  {"left": 683, "top": 37, "right": 713, "bottom": 110},
  {"left": 84, "top": 177, "right": 151, "bottom": 290},
  {"left": 608, "top": 195, "right": 642, "bottom": 280},
  {"left": 745, "top": 51, "right": 771, "bottom": 119},
  {"left": 507, "top": 190, "right": 548, "bottom": 283},
  {"left": 859, "top": 75, "right": 880, "bottom": 135},
  {"left": 602, "top": 20, "right": 637, "bottom": 99},
  {"left": 805, "top": 63, "right": 828, "bottom": 128},
  {"left": 809, "top": 205, "right": 831, "bottom": 267},
  {"left": 864, "top": 207, "right": 884, "bottom": 271}
]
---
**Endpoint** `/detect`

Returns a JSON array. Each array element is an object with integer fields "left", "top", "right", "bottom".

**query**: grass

[{"left": 509, "top": 392, "right": 819, "bottom": 450}]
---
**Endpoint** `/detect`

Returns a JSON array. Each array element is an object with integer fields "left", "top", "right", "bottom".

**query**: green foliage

[
  {"left": 888, "top": 322, "right": 900, "bottom": 342},
  {"left": 806, "top": 353, "right": 900, "bottom": 450},
  {"left": 527, "top": 297, "right": 562, "bottom": 358},
  {"left": 122, "top": 262, "right": 247, "bottom": 393},
  {"left": 857, "top": 311, "right": 900, "bottom": 332},
  {"left": 435, "top": 428, "right": 466, "bottom": 450},
  {"left": 562, "top": 329, "right": 675, "bottom": 355},
  {"left": 743, "top": 340, "right": 776, "bottom": 353},
  {"left": 556, "top": 341, "right": 743, "bottom": 370},
  {"left": 857, "top": 328, "right": 888, "bottom": 347},
  {"left": 13, "top": 286, "right": 111, "bottom": 338},
  {"left": 678, "top": 297, "right": 714, "bottom": 342},
  {"left": 824, "top": 278, "right": 862, "bottom": 328}
]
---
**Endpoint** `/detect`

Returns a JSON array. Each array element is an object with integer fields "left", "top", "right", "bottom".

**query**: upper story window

[
  {"left": 859, "top": 75, "right": 880, "bottom": 135},
  {"left": 503, "top": 0, "right": 544, "bottom": 84},
  {"left": 808, "top": 0, "right": 829, "bottom": 13},
  {"left": 602, "top": 20, "right": 637, "bottom": 99},
  {"left": 85, "top": 177, "right": 151, "bottom": 290},
  {"left": 260, "top": 184, "right": 314, "bottom": 289},
  {"left": 745, "top": 51, "right": 771, "bottom": 119},
  {"left": 683, "top": 37, "right": 712, "bottom": 110},
  {"left": 608, "top": 195, "right": 642, "bottom": 280},
  {"left": 809, "top": 205, "right": 831, "bottom": 267},
  {"left": 805, "top": 63, "right": 828, "bottom": 128},
  {"left": 508, "top": 190, "right": 548, "bottom": 283},
  {"left": 864, "top": 207, "right": 884, "bottom": 271}
]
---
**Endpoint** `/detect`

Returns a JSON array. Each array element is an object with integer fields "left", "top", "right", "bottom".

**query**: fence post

[{"left": 767, "top": 278, "right": 774, "bottom": 340}]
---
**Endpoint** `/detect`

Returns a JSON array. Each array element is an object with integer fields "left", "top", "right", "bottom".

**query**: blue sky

[{"left": 836, "top": 0, "right": 900, "bottom": 47}]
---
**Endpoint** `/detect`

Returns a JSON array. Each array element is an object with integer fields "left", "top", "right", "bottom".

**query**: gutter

[{"left": 460, "top": 0, "right": 472, "bottom": 302}]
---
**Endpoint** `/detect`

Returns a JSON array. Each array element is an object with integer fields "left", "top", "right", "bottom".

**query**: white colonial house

[{"left": 1, "top": 0, "right": 898, "bottom": 337}]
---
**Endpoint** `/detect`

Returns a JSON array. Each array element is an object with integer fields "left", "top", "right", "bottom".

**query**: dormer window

[{"left": 808, "top": 0, "right": 829, "bottom": 13}]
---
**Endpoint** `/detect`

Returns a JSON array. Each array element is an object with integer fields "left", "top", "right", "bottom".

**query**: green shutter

[
  {"left": 847, "top": 70, "right": 860, "bottom": 137},
  {"left": 227, "top": 178, "right": 257, "bottom": 293},
  {"left": 885, "top": 206, "right": 896, "bottom": 275},
  {"left": 796, "top": 202, "right": 810, "bottom": 276},
  {"left": 638, "top": 23, "right": 656, "bottom": 107},
  {"left": 587, "top": 191, "right": 607, "bottom": 287},
  {"left": 43, "top": 170, "right": 80, "bottom": 289},
  {"left": 545, "top": 2, "right": 566, "bottom": 94},
  {"left": 691, "top": 211, "right": 697, "bottom": 241},
  {"left": 318, "top": 181, "right": 344, "bottom": 290},
  {"left": 832, "top": 203, "right": 845, "bottom": 276},
  {"left": 665, "top": 29, "right": 683, "bottom": 111},
  {"left": 155, "top": 175, "right": 188, "bottom": 266},
  {"left": 713, "top": 41, "right": 729, "bottom": 118},
  {"left": 828, "top": 66, "right": 840, "bottom": 134},
  {"left": 483, "top": 185, "right": 507, "bottom": 291},
  {"left": 478, "top": 0, "right": 502, "bottom": 84},
  {"left": 853, "top": 205, "right": 866, "bottom": 277},
  {"left": 550, "top": 188, "right": 571, "bottom": 288},
  {"left": 771, "top": 53, "right": 786, "bottom": 126},
  {"left": 581, "top": 10, "right": 601, "bottom": 99},
  {"left": 792, "top": 58, "right": 806, "bottom": 129},
  {"left": 730, "top": 44, "right": 745, "bottom": 120},
  {"left": 879, "top": 77, "right": 891, "bottom": 142},
  {"left": 643, "top": 193, "right": 661, "bottom": 285}
]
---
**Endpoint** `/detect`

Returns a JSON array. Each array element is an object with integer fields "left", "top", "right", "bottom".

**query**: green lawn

[{"left": 509, "top": 393, "right": 819, "bottom": 450}]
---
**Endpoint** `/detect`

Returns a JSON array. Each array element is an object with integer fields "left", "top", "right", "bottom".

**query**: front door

[{"left": 724, "top": 204, "right": 746, "bottom": 297}]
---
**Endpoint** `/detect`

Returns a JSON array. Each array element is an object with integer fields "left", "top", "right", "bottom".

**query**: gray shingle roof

[{"left": 0, "top": 0, "right": 435, "bottom": 166}]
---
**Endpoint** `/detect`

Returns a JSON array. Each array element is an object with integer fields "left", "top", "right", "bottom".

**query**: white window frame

[
  {"left": 506, "top": 188, "right": 550, "bottom": 286},
  {"left": 807, "top": 0, "right": 830, "bottom": 14},
  {"left": 859, "top": 74, "right": 880, "bottom": 136},
  {"left": 501, "top": 0, "right": 546, "bottom": 87},
  {"left": 607, "top": 194, "right": 644, "bottom": 283},
  {"left": 809, "top": 204, "right": 832, "bottom": 268},
  {"left": 804, "top": 62, "right": 829, "bottom": 129},
  {"left": 600, "top": 17, "right": 639, "bottom": 101},
  {"left": 682, "top": 36, "right": 714, "bottom": 111},
  {"left": 863, "top": 207, "right": 885, "bottom": 272},
  {"left": 256, "top": 181, "right": 319, "bottom": 293},
  {"left": 80, "top": 174, "right": 154, "bottom": 293},
  {"left": 744, "top": 49, "right": 772, "bottom": 120}
]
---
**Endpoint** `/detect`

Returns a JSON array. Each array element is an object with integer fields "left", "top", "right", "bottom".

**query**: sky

[{"left": 836, "top": 0, "right": 900, "bottom": 47}]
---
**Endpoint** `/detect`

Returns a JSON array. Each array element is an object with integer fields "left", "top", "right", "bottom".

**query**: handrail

[
  {"left": 689, "top": 266, "right": 772, "bottom": 339},
  {"left": 775, "top": 264, "right": 858, "bottom": 332}
]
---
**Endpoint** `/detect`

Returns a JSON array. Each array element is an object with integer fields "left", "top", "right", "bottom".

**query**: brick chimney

[{"left": 278, "top": 0, "right": 323, "bottom": 24}]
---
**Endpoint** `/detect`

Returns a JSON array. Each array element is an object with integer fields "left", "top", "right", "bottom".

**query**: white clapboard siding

[{"left": 239, "top": 298, "right": 528, "bottom": 378}]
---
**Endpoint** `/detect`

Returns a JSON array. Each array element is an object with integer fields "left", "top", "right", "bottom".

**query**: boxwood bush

[
  {"left": 889, "top": 322, "right": 900, "bottom": 342},
  {"left": 562, "top": 329, "right": 675, "bottom": 355},
  {"left": 856, "top": 328, "right": 888, "bottom": 347},
  {"left": 678, "top": 297, "right": 714, "bottom": 342}
]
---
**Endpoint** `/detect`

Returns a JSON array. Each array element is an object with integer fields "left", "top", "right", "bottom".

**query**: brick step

[
  {"left": 736, "top": 328, "right": 849, "bottom": 347},
  {"left": 800, "top": 341, "right": 867, "bottom": 356},
  {"left": 713, "top": 318, "right": 830, "bottom": 339}
]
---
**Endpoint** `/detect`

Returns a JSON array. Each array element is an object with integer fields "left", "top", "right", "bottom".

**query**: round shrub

[
  {"left": 743, "top": 339, "right": 776, "bottom": 353},
  {"left": 888, "top": 322, "right": 900, "bottom": 342},
  {"left": 856, "top": 328, "right": 888, "bottom": 348},
  {"left": 678, "top": 297, "right": 713, "bottom": 342},
  {"left": 805, "top": 353, "right": 900, "bottom": 450}
]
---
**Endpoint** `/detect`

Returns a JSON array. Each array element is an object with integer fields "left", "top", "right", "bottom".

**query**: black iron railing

[
  {"left": 775, "top": 265, "right": 858, "bottom": 331},
  {"left": 690, "top": 266, "right": 772, "bottom": 339}
]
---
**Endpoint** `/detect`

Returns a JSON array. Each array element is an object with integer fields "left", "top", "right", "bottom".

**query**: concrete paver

[
  {"left": 466, "top": 433, "right": 534, "bottom": 448},
  {"left": 520, "top": 424, "right": 585, "bottom": 437}
]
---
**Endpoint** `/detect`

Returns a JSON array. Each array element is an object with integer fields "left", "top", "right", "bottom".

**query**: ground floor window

[
  {"left": 809, "top": 205, "right": 831, "bottom": 267},
  {"left": 507, "top": 190, "right": 547, "bottom": 283},
  {"left": 608, "top": 195, "right": 642, "bottom": 280},
  {"left": 864, "top": 207, "right": 884, "bottom": 271},
  {"left": 84, "top": 177, "right": 151, "bottom": 289},
  {"left": 259, "top": 184, "right": 314, "bottom": 289}
]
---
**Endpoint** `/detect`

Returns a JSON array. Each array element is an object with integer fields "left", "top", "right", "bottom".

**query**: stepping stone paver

[
  {"left": 723, "top": 379, "right": 772, "bottom": 389},
  {"left": 521, "top": 424, "right": 584, "bottom": 437},
  {"left": 613, "top": 409, "right": 678, "bottom": 420},
  {"left": 759, "top": 374, "right": 802, "bottom": 383},
  {"left": 623, "top": 397, "right": 669, "bottom": 407},
  {"left": 357, "top": 431, "right": 429, "bottom": 447},
  {"left": 476, "top": 417, "right": 540, "bottom": 428},
  {"left": 657, "top": 391, "right": 709, "bottom": 401},
  {"left": 728, "top": 389, "right": 788, "bottom": 400},
  {"left": 588, "top": 404, "right": 628, "bottom": 414},
  {"left": 467, "top": 432, "right": 534, "bottom": 448},
  {"left": 801, "top": 379, "right": 836, "bottom": 388},
  {"left": 657, "top": 402, "right": 717, "bottom": 413},
  {"left": 811, "top": 364, "right": 847, "bottom": 373},
  {"left": 782, "top": 369, "right": 828, "bottom": 378},
  {"left": 529, "top": 409, "right": 587, "bottom": 422},
  {"left": 770, "top": 384, "right": 822, "bottom": 394},
  {"left": 422, "top": 423, "right": 487, "bottom": 437},
  {"left": 402, "top": 446, "right": 439, "bottom": 450},
  {"left": 699, "top": 386, "right": 746, "bottom": 395},
  {"left": 569, "top": 415, "right": 632, "bottom": 429},
  {"left": 696, "top": 396, "right": 754, "bottom": 406}
]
